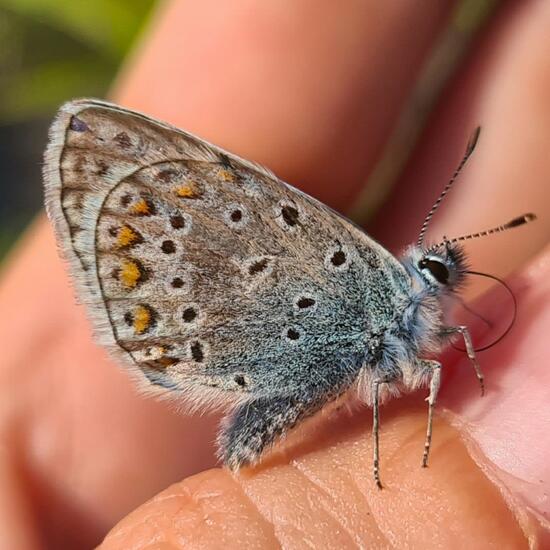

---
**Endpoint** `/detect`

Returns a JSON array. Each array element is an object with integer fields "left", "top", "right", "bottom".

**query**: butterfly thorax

[{"left": 370, "top": 242, "right": 467, "bottom": 390}]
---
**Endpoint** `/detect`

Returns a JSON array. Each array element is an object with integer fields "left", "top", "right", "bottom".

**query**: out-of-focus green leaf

[
  {"left": 0, "top": 0, "right": 157, "bottom": 261},
  {"left": 0, "top": 0, "right": 154, "bottom": 58},
  {"left": 0, "top": 230, "right": 18, "bottom": 261},
  {"left": 454, "top": 0, "right": 499, "bottom": 31},
  {"left": 0, "top": 58, "right": 114, "bottom": 121},
  {"left": 0, "top": 9, "right": 19, "bottom": 67},
  {"left": 0, "top": 0, "right": 156, "bottom": 121}
]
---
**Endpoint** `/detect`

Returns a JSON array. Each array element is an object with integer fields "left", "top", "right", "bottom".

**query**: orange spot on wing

[
  {"left": 119, "top": 259, "right": 142, "bottom": 288},
  {"left": 218, "top": 169, "right": 235, "bottom": 182},
  {"left": 174, "top": 182, "right": 201, "bottom": 198},
  {"left": 130, "top": 198, "right": 151, "bottom": 215},
  {"left": 133, "top": 305, "right": 152, "bottom": 334},
  {"left": 116, "top": 225, "right": 141, "bottom": 248}
]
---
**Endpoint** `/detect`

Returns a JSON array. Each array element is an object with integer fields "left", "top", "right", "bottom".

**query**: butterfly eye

[{"left": 419, "top": 259, "right": 450, "bottom": 285}]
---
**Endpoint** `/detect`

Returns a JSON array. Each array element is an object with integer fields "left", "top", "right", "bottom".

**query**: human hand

[{"left": 0, "top": 2, "right": 549, "bottom": 548}]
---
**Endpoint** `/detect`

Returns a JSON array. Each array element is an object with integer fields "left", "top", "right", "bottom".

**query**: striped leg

[
  {"left": 420, "top": 359, "right": 442, "bottom": 468},
  {"left": 372, "top": 379, "right": 383, "bottom": 488},
  {"left": 444, "top": 325, "right": 484, "bottom": 396}
]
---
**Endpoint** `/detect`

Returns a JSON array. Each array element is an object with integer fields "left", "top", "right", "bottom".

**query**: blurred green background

[
  {"left": 0, "top": 0, "right": 156, "bottom": 261},
  {"left": 0, "top": 0, "right": 500, "bottom": 263}
]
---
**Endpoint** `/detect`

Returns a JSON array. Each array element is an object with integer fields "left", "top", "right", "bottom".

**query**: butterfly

[{"left": 44, "top": 99, "right": 534, "bottom": 487}]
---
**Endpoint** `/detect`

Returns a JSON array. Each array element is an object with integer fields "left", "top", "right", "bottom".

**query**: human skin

[{"left": 0, "top": 1, "right": 549, "bottom": 548}]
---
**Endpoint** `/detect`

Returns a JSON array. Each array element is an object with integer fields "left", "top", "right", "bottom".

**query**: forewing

[{"left": 44, "top": 100, "right": 407, "bottom": 407}]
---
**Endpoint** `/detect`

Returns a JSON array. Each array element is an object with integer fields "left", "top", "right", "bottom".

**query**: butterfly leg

[
  {"left": 419, "top": 359, "right": 442, "bottom": 468},
  {"left": 443, "top": 325, "right": 484, "bottom": 395},
  {"left": 371, "top": 375, "right": 400, "bottom": 489},
  {"left": 371, "top": 379, "right": 383, "bottom": 489}
]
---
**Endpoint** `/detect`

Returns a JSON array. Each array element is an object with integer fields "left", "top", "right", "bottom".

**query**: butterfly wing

[{"left": 44, "top": 99, "right": 409, "bottom": 411}]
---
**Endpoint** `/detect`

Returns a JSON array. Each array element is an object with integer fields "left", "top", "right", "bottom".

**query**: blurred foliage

[
  {"left": 0, "top": 0, "right": 156, "bottom": 122},
  {"left": 349, "top": 0, "right": 501, "bottom": 224},
  {"left": 0, "top": 0, "right": 156, "bottom": 262}
]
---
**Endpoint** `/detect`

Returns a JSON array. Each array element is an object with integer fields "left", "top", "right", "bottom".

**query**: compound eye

[{"left": 419, "top": 259, "right": 450, "bottom": 285}]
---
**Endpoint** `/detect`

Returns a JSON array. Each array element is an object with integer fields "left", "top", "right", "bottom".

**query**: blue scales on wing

[{"left": 44, "top": 100, "right": 411, "bottom": 417}]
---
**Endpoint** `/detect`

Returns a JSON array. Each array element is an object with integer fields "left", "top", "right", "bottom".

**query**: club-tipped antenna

[
  {"left": 417, "top": 127, "right": 481, "bottom": 247},
  {"left": 429, "top": 213, "right": 536, "bottom": 251}
]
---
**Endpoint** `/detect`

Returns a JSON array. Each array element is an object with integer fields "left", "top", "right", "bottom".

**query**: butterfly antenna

[
  {"left": 417, "top": 127, "right": 481, "bottom": 247},
  {"left": 430, "top": 213, "right": 536, "bottom": 250},
  {"left": 452, "top": 295, "right": 493, "bottom": 328},
  {"left": 454, "top": 270, "right": 517, "bottom": 352}
]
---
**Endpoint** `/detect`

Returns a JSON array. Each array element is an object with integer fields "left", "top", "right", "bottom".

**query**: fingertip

[
  {"left": 99, "top": 469, "right": 279, "bottom": 549},
  {"left": 100, "top": 400, "right": 532, "bottom": 548},
  {"left": 441, "top": 243, "right": 550, "bottom": 525}
]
